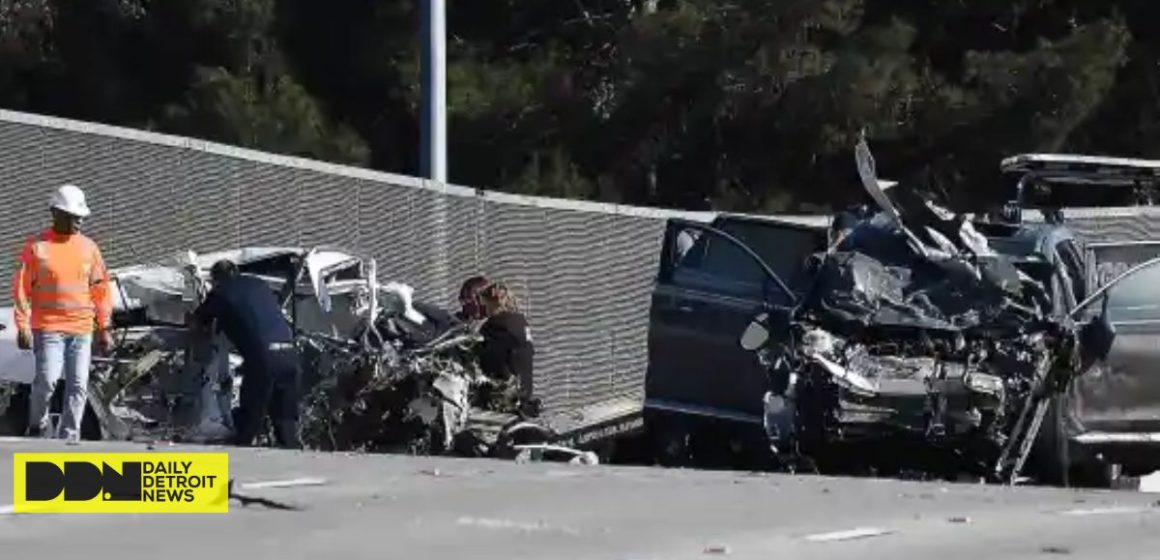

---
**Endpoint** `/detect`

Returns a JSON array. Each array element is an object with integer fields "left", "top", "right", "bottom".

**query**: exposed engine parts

[
  {"left": 755, "top": 321, "right": 1078, "bottom": 482},
  {"left": 740, "top": 143, "right": 1114, "bottom": 484}
]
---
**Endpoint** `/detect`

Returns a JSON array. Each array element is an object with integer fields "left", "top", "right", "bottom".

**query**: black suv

[{"left": 644, "top": 200, "right": 1160, "bottom": 485}]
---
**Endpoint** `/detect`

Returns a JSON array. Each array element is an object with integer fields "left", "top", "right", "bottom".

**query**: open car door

[
  {"left": 1069, "top": 256, "right": 1160, "bottom": 440},
  {"left": 645, "top": 217, "right": 817, "bottom": 424}
]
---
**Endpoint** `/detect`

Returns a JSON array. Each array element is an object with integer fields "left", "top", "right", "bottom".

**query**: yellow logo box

[{"left": 12, "top": 452, "right": 229, "bottom": 514}]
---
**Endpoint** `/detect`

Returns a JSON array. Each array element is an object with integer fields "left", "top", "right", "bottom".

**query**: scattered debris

[
  {"left": 227, "top": 479, "right": 302, "bottom": 511},
  {"left": 513, "top": 444, "right": 599, "bottom": 465},
  {"left": 703, "top": 544, "right": 731, "bottom": 555},
  {"left": 948, "top": 516, "right": 971, "bottom": 524},
  {"left": 1041, "top": 545, "right": 1072, "bottom": 555},
  {"left": 1138, "top": 471, "right": 1160, "bottom": 493}
]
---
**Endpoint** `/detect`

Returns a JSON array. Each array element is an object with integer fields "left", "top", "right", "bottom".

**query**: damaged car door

[
  {"left": 1070, "top": 256, "right": 1160, "bottom": 440},
  {"left": 645, "top": 216, "right": 824, "bottom": 465}
]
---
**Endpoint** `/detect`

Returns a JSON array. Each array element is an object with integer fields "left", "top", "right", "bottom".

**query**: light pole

[{"left": 421, "top": 0, "right": 447, "bottom": 183}]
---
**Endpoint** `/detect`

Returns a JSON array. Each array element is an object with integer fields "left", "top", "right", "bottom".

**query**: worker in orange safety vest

[{"left": 11, "top": 184, "right": 113, "bottom": 442}]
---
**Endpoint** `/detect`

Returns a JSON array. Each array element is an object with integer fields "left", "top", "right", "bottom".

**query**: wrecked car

[
  {"left": 0, "top": 245, "right": 447, "bottom": 442},
  {"left": 295, "top": 314, "right": 582, "bottom": 461},
  {"left": 737, "top": 206, "right": 1113, "bottom": 484},
  {"left": 643, "top": 141, "right": 1131, "bottom": 485},
  {"left": 0, "top": 245, "right": 603, "bottom": 465}
]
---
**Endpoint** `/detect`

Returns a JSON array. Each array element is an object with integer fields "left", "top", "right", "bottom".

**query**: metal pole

[{"left": 421, "top": 0, "right": 448, "bottom": 183}]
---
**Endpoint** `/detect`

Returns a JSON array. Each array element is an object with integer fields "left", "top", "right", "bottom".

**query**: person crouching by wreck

[
  {"left": 191, "top": 260, "right": 301, "bottom": 449},
  {"left": 476, "top": 281, "right": 540, "bottom": 418}
]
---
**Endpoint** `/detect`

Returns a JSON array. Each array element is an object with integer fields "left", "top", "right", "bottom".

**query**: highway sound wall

[{"left": 0, "top": 110, "right": 690, "bottom": 414}]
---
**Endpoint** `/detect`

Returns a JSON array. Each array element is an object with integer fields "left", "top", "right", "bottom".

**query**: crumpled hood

[
  {"left": 806, "top": 218, "right": 1048, "bottom": 335},
  {"left": 806, "top": 139, "right": 1056, "bottom": 337}
]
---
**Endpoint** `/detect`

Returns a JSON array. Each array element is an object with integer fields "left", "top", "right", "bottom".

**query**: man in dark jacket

[
  {"left": 192, "top": 260, "right": 301, "bottom": 448},
  {"left": 476, "top": 281, "right": 539, "bottom": 417}
]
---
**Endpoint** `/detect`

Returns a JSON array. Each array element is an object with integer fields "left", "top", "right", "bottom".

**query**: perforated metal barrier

[
  {"left": 0, "top": 110, "right": 693, "bottom": 414},
  {"left": 1, "top": 109, "right": 1159, "bottom": 413}
]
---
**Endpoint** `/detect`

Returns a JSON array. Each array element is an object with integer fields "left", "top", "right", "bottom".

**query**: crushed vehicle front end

[{"left": 748, "top": 195, "right": 1108, "bottom": 483}]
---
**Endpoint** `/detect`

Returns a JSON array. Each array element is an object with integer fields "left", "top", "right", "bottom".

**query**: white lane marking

[
  {"left": 1059, "top": 506, "right": 1150, "bottom": 516},
  {"left": 0, "top": 504, "right": 15, "bottom": 515},
  {"left": 803, "top": 527, "right": 895, "bottom": 542},
  {"left": 239, "top": 477, "right": 329, "bottom": 490},
  {"left": 456, "top": 516, "right": 580, "bottom": 535}
]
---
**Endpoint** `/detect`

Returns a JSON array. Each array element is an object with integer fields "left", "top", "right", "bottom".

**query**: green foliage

[
  {"left": 157, "top": 67, "right": 369, "bottom": 165},
  {"left": 0, "top": 0, "right": 1155, "bottom": 211}
]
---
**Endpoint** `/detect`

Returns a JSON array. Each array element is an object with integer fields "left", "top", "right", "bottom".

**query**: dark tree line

[{"left": 0, "top": 0, "right": 1154, "bottom": 213}]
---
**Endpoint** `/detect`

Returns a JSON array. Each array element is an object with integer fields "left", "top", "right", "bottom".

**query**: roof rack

[
  {"left": 995, "top": 154, "right": 1160, "bottom": 220},
  {"left": 1000, "top": 153, "right": 1160, "bottom": 186}
]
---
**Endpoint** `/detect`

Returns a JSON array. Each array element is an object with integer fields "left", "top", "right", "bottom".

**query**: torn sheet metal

[
  {"left": 745, "top": 138, "right": 1096, "bottom": 483},
  {"left": 813, "top": 203, "right": 1048, "bottom": 334},
  {"left": 855, "top": 136, "right": 901, "bottom": 225},
  {"left": 382, "top": 282, "right": 428, "bottom": 326}
]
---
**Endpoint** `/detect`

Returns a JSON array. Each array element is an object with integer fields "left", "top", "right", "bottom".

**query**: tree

[{"left": 0, "top": 0, "right": 1151, "bottom": 212}]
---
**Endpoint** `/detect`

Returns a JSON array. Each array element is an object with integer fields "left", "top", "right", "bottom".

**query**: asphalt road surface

[{"left": 3, "top": 437, "right": 1160, "bottom": 559}]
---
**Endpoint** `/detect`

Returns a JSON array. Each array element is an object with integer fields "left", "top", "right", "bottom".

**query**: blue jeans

[{"left": 29, "top": 331, "right": 93, "bottom": 440}]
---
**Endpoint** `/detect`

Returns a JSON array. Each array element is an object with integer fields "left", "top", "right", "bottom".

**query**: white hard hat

[{"left": 50, "top": 184, "right": 91, "bottom": 218}]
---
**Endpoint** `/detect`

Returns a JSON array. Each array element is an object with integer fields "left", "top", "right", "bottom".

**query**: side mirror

[
  {"left": 1079, "top": 294, "right": 1115, "bottom": 369},
  {"left": 740, "top": 312, "right": 771, "bottom": 351}
]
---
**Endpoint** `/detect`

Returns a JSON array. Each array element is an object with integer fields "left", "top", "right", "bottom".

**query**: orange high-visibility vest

[{"left": 11, "top": 229, "right": 112, "bottom": 335}]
